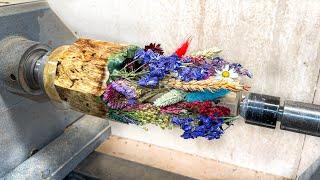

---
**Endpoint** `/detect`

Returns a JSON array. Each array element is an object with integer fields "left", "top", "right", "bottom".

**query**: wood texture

[{"left": 52, "top": 39, "right": 127, "bottom": 117}]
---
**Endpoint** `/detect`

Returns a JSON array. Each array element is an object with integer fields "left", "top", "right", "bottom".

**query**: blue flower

[
  {"left": 171, "top": 115, "right": 225, "bottom": 141},
  {"left": 135, "top": 48, "right": 186, "bottom": 87},
  {"left": 144, "top": 49, "right": 160, "bottom": 63},
  {"left": 178, "top": 67, "right": 208, "bottom": 82},
  {"left": 182, "top": 131, "right": 193, "bottom": 139},
  {"left": 191, "top": 125, "right": 206, "bottom": 138},
  {"left": 206, "top": 131, "right": 223, "bottom": 140},
  {"left": 164, "top": 55, "right": 181, "bottom": 71},
  {"left": 171, "top": 116, "right": 182, "bottom": 125},
  {"left": 134, "top": 49, "right": 145, "bottom": 59},
  {"left": 191, "top": 68, "right": 203, "bottom": 80},
  {"left": 149, "top": 64, "right": 166, "bottom": 78},
  {"left": 199, "top": 115, "right": 212, "bottom": 128},
  {"left": 184, "top": 118, "right": 194, "bottom": 123},
  {"left": 181, "top": 123, "right": 192, "bottom": 131},
  {"left": 136, "top": 50, "right": 184, "bottom": 87},
  {"left": 134, "top": 49, "right": 160, "bottom": 64},
  {"left": 138, "top": 75, "right": 159, "bottom": 87},
  {"left": 178, "top": 67, "right": 192, "bottom": 81}
]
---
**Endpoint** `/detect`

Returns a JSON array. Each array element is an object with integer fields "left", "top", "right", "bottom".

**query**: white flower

[{"left": 215, "top": 65, "right": 239, "bottom": 81}]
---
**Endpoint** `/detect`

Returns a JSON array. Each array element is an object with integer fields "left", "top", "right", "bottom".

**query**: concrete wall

[{"left": 48, "top": 0, "right": 320, "bottom": 178}]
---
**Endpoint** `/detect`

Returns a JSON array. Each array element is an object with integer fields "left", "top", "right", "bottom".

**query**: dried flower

[
  {"left": 215, "top": 64, "right": 239, "bottom": 82},
  {"left": 208, "top": 57, "right": 252, "bottom": 78},
  {"left": 154, "top": 90, "right": 186, "bottom": 107},
  {"left": 175, "top": 37, "right": 192, "bottom": 58},
  {"left": 108, "top": 110, "right": 139, "bottom": 125},
  {"left": 111, "top": 80, "right": 139, "bottom": 99},
  {"left": 124, "top": 108, "right": 172, "bottom": 129},
  {"left": 102, "top": 84, "right": 128, "bottom": 109},
  {"left": 134, "top": 49, "right": 161, "bottom": 64},
  {"left": 102, "top": 80, "right": 141, "bottom": 109},
  {"left": 171, "top": 115, "right": 224, "bottom": 140},
  {"left": 138, "top": 75, "right": 159, "bottom": 87},
  {"left": 177, "top": 66, "right": 208, "bottom": 82},
  {"left": 229, "top": 63, "right": 253, "bottom": 78},
  {"left": 136, "top": 52, "right": 182, "bottom": 87},
  {"left": 162, "top": 76, "right": 245, "bottom": 92},
  {"left": 144, "top": 43, "right": 164, "bottom": 55},
  {"left": 104, "top": 40, "right": 252, "bottom": 141},
  {"left": 182, "top": 56, "right": 206, "bottom": 65},
  {"left": 185, "top": 89, "right": 230, "bottom": 102},
  {"left": 190, "top": 47, "right": 222, "bottom": 59},
  {"left": 177, "top": 101, "right": 231, "bottom": 118},
  {"left": 160, "top": 106, "right": 186, "bottom": 114}
]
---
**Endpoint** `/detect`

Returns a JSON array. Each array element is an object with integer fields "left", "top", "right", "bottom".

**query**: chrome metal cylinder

[
  {"left": 240, "top": 92, "right": 320, "bottom": 137},
  {"left": 279, "top": 101, "right": 320, "bottom": 136},
  {"left": 0, "top": 36, "right": 50, "bottom": 95},
  {"left": 240, "top": 93, "right": 280, "bottom": 128}
]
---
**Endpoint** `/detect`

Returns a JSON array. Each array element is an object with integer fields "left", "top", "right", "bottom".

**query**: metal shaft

[
  {"left": 240, "top": 93, "right": 320, "bottom": 137},
  {"left": 280, "top": 101, "right": 320, "bottom": 136}
]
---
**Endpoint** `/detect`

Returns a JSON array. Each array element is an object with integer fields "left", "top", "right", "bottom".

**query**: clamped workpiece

[{"left": 1, "top": 36, "right": 320, "bottom": 137}]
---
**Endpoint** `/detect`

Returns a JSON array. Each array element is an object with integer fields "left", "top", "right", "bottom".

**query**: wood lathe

[{"left": 0, "top": 1, "right": 319, "bottom": 180}]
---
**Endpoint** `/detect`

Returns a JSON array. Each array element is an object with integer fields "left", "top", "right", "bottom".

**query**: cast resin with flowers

[
  {"left": 49, "top": 38, "right": 251, "bottom": 141},
  {"left": 101, "top": 39, "right": 252, "bottom": 140}
]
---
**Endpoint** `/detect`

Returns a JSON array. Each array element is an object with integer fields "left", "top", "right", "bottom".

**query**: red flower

[{"left": 177, "top": 101, "right": 230, "bottom": 119}]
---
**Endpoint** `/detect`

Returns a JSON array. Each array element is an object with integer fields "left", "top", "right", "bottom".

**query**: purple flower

[
  {"left": 241, "top": 69, "right": 253, "bottom": 78},
  {"left": 127, "top": 98, "right": 136, "bottom": 105},
  {"left": 208, "top": 57, "right": 252, "bottom": 78},
  {"left": 102, "top": 80, "right": 139, "bottom": 109},
  {"left": 111, "top": 80, "right": 137, "bottom": 99},
  {"left": 102, "top": 85, "right": 128, "bottom": 109},
  {"left": 181, "top": 56, "right": 191, "bottom": 63},
  {"left": 211, "top": 57, "right": 228, "bottom": 69},
  {"left": 229, "top": 63, "right": 252, "bottom": 78}
]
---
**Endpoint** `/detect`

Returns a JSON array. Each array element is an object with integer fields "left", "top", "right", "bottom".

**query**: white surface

[{"left": 48, "top": 0, "right": 320, "bottom": 178}]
